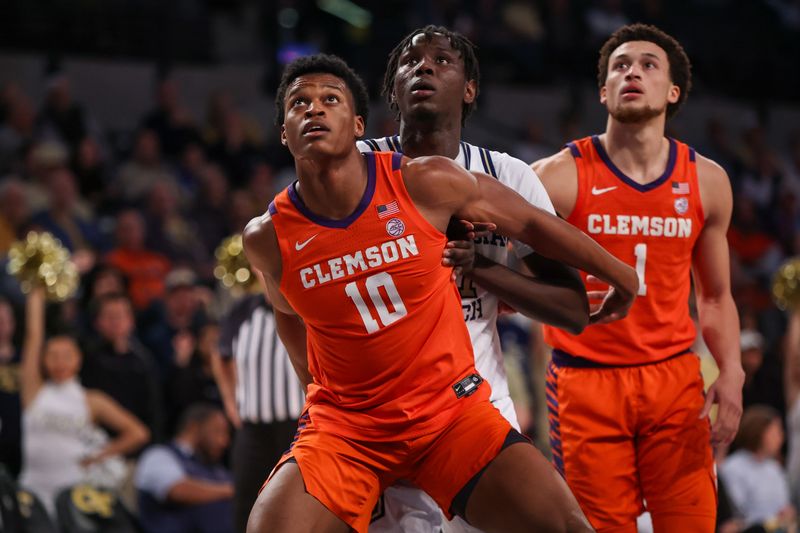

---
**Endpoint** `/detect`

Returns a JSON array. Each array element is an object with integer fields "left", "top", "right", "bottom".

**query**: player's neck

[
  {"left": 398, "top": 119, "right": 462, "bottom": 160},
  {"left": 293, "top": 149, "right": 369, "bottom": 219},
  {"left": 601, "top": 118, "right": 670, "bottom": 185}
]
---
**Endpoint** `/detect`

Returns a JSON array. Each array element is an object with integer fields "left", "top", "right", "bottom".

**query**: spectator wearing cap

[
  {"left": 741, "top": 328, "right": 785, "bottom": 415},
  {"left": 139, "top": 268, "right": 206, "bottom": 378},
  {"left": 105, "top": 209, "right": 172, "bottom": 311},
  {"left": 80, "top": 293, "right": 164, "bottom": 442},
  {"left": 135, "top": 403, "right": 233, "bottom": 533}
]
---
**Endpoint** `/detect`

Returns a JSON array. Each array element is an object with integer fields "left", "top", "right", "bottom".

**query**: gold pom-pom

[
  {"left": 6, "top": 231, "right": 79, "bottom": 301},
  {"left": 773, "top": 258, "right": 800, "bottom": 310},
  {"left": 214, "top": 234, "right": 257, "bottom": 294}
]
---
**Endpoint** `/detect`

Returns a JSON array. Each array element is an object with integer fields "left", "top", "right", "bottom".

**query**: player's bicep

[{"left": 458, "top": 173, "right": 551, "bottom": 239}]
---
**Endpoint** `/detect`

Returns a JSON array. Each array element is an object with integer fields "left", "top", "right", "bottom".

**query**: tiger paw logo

[
  {"left": 386, "top": 218, "right": 405, "bottom": 237},
  {"left": 674, "top": 197, "right": 689, "bottom": 215}
]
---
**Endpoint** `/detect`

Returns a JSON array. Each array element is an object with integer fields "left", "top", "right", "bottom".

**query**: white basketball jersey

[{"left": 357, "top": 137, "right": 555, "bottom": 414}]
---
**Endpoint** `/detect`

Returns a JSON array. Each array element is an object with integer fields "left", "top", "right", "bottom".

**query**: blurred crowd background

[{"left": 0, "top": 0, "right": 799, "bottom": 531}]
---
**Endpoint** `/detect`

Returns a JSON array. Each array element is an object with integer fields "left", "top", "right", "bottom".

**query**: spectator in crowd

[
  {"left": 245, "top": 161, "right": 276, "bottom": 211},
  {"left": 206, "top": 109, "right": 260, "bottom": 188},
  {"left": 166, "top": 322, "right": 223, "bottom": 435},
  {"left": 0, "top": 178, "right": 30, "bottom": 255},
  {"left": 139, "top": 268, "right": 205, "bottom": 377},
  {"left": 18, "top": 287, "right": 149, "bottom": 516},
  {"left": 80, "top": 293, "right": 163, "bottom": 443},
  {"left": 741, "top": 328, "right": 784, "bottom": 415},
  {"left": 70, "top": 136, "right": 108, "bottom": 210},
  {"left": 35, "top": 74, "right": 98, "bottom": 153},
  {"left": 0, "top": 297, "right": 21, "bottom": 478},
  {"left": 105, "top": 209, "right": 171, "bottom": 311},
  {"left": 135, "top": 403, "right": 233, "bottom": 533},
  {"left": 728, "top": 194, "right": 784, "bottom": 285},
  {"left": 143, "top": 181, "right": 208, "bottom": 268},
  {"left": 190, "top": 164, "right": 231, "bottom": 258},
  {"left": 29, "top": 167, "right": 104, "bottom": 253},
  {"left": 174, "top": 141, "right": 207, "bottom": 201},
  {"left": 214, "top": 290, "right": 304, "bottom": 532},
  {"left": 721, "top": 404, "right": 796, "bottom": 530},
  {"left": 141, "top": 78, "right": 198, "bottom": 158},
  {"left": 0, "top": 92, "right": 35, "bottom": 174},
  {"left": 114, "top": 128, "right": 178, "bottom": 203}
]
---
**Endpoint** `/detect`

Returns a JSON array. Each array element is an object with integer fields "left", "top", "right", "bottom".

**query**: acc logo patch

[
  {"left": 386, "top": 218, "right": 405, "bottom": 237},
  {"left": 674, "top": 197, "right": 689, "bottom": 215}
]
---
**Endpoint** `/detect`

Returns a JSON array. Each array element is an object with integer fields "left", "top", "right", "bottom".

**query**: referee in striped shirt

[{"left": 214, "top": 293, "right": 306, "bottom": 532}]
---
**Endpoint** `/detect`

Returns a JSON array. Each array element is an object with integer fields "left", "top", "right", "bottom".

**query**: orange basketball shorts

[
  {"left": 266, "top": 399, "right": 514, "bottom": 533},
  {"left": 546, "top": 351, "right": 716, "bottom": 533}
]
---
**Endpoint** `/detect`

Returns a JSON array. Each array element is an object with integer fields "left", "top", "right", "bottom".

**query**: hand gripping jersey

[
  {"left": 269, "top": 151, "right": 488, "bottom": 442},
  {"left": 358, "top": 137, "right": 555, "bottom": 410},
  {"left": 543, "top": 136, "right": 705, "bottom": 365}
]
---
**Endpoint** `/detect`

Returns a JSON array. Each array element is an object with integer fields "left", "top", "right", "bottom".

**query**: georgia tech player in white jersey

[
  {"left": 358, "top": 136, "right": 555, "bottom": 427},
  {"left": 361, "top": 26, "right": 590, "bottom": 533}
]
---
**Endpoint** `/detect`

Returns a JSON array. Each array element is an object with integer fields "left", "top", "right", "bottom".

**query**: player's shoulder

[
  {"left": 692, "top": 150, "right": 730, "bottom": 186},
  {"left": 531, "top": 147, "right": 577, "bottom": 183},
  {"left": 242, "top": 211, "right": 280, "bottom": 270}
]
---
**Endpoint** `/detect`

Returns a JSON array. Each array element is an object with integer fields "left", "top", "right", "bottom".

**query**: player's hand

[
  {"left": 700, "top": 367, "right": 744, "bottom": 448},
  {"left": 442, "top": 220, "right": 495, "bottom": 280},
  {"left": 585, "top": 275, "right": 635, "bottom": 324}
]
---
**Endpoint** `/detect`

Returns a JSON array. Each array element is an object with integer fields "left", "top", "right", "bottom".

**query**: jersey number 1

[
  {"left": 345, "top": 272, "right": 408, "bottom": 333},
  {"left": 634, "top": 243, "right": 648, "bottom": 296}
]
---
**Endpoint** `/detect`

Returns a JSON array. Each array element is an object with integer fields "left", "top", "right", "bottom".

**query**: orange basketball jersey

[
  {"left": 269, "top": 151, "right": 488, "bottom": 441},
  {"left": 544, "top": 136, "right": 705, "bottom": 365}
]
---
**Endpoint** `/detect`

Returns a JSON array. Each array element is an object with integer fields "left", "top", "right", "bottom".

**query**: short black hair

[
  {"left": 176, "top": 403, "right": 224, "bottom": 435},
  {"left": 597, "top": 23, "right": 692, "bottom": 119},
  {"left": 274, "top": 54, "right": 369, "bottom": 126},
  {"left": 382, "top": 25, "right": 480, "bottom": 126}
]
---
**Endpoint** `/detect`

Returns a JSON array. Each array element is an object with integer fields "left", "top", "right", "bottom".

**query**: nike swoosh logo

[
  {"left": 295, "top": 234, "right": 318, "bottom": 251},
  {"left": 591, "top": 186, "right": 618, "bottom": 195}
]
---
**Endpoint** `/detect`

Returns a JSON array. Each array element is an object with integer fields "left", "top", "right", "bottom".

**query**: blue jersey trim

[
  {"left": 591, "top": 135, "right": 677, "bottom": 193},
  {"left": 287, "top": 152, "right": 376, "bottom": 229}
]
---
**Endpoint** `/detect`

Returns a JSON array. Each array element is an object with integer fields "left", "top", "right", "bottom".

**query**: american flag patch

[
  {"left": 672, "top": 182, "right": 690, "bottom": 194},
  {"left": 377, "top": 200, "right": 400, "bottom": 219}
]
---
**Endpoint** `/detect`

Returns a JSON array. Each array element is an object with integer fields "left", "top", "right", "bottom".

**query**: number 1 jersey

[
  {"left": 543, "top": 136, "right": 705, "bottom": 365},
  {"left": 269, "top": 151, "right": 488, "bottom": 441}
]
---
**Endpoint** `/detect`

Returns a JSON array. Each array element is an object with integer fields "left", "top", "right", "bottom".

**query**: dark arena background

[{"left": 0, "top": 1, "right": 799, "bottom": 532}]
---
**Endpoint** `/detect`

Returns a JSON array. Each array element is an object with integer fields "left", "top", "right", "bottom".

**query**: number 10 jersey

[{"left": 269, "top": 151, "right": 488, "bottom": 442}]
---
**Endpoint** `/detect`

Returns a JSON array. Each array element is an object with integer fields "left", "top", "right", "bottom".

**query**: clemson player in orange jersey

[
  {"left": 243, "top": 54, "right": 640, "bottom": 533},
  {"left": 534, "top": 24, "right": 744, "bottom": 532}
]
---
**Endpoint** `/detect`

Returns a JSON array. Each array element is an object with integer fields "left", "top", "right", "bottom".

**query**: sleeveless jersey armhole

[
  {"left": 565, "top": 139, "right": 590, "bottom": 224},
  {"left": 687, "top": 146, "right": 706, "bottom": 224},
  {"left": 382, "top": 154, "right": 447, "bottom": 240}
]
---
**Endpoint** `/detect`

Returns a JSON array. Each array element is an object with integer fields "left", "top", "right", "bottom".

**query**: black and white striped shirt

[{"left": 219, "top": 295, "right": 305, "bottom": 424}]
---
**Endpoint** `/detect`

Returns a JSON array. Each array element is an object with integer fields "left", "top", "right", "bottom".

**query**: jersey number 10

[{"left": 345, "top": 272, "right": 408, "bottom": 333}]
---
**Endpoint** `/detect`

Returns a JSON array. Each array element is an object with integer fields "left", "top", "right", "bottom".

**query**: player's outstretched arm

[
  {"left": 403, "top": 155, "right": 638, "bottom": 322},
  {"left": 466, "top": 254, "right": 589, "bottom": 334},
  {"left": 692, "top": 155, "right": 743, "bottom": 448},
  {"left": 243, "top": 214, "right": 312, "bottom": 390}
]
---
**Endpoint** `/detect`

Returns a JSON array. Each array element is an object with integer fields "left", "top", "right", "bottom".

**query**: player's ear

[
  {"left": 599, "top": 85, "right": 608, "bottom": 105},
  {"left": 390, "top": 90, "right": 397, "bottom": 104},
  {"left": 354, "top": 115, "right": 365, "bottom": 138},
  {"left": 667, "top": 83, "right": 680, "bottom": 104},
  {"left": 463, "top": 79, "right": 477, "bottom": 105},
  {"left": 280, "top": 124, "right": 287, "bottom": 146}
]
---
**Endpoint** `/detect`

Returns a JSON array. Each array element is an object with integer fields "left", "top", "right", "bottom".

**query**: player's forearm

[
  {"left": 275, "top": 310, "right": 312, "bottom": 390},
  {"left": 516, "top": 212, "right": 638, "bottom": 297},
  {"left": 697, "top": 294, "right": 743, "bottom": 376},
  {"left": 467, "top": 255, "right": 588, "bottom": 334}
]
